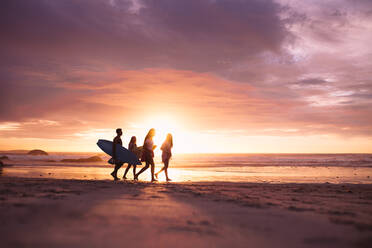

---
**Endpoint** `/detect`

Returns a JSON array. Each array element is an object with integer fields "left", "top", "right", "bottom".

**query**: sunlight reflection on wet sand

[{"left": 2, "top": 164, "right": 372, "bottom": 184}]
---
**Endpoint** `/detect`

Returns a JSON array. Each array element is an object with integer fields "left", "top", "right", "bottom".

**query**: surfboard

[{"left": 97, "top": 139, "right": 142, "bottom": 165}]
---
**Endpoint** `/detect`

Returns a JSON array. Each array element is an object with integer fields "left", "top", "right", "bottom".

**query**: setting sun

[
  {"left": 144, "top": 115, "right": 178, "bottom": 144},
  {"left": 131, "top": 115, "right": 191, "bottom": 155}
]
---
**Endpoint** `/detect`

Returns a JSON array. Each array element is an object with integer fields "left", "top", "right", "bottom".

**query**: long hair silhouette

[
  {"left": 166, "top": 133, "right": 173, "bottom": 148},
  {"left": 144, "top": 128, "right": 155, "bottom": 145}
]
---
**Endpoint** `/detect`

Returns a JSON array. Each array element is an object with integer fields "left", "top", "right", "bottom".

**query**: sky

[{"left": 1, "top": 0, "right": 372, "bottom": 153}]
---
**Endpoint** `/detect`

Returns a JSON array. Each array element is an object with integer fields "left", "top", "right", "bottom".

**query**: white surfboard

[{"left": 97, "top": 139, "right": 142, "bottom": 165}]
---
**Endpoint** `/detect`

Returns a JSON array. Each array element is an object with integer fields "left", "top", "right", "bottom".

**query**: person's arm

[{"left": 112, "top": 138, "right": 117, "bottom": 160}]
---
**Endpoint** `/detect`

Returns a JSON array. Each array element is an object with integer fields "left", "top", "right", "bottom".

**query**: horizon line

[{"left": 1, "top": 150, "right": 371, "bottom": 155}]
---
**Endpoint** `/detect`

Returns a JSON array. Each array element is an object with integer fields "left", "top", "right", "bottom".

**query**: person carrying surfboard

[
  {"left": 134, "top": 128, "right": 157, "bottom": 182},
  {"left": 155, "top": 133, "right": 173, "bottom": 182},
  {"left": 123, "top": 136, "right": 139, "bottom": 180},
  {"left": 111, "top": 128, "right": 124, "bottom": 180}
]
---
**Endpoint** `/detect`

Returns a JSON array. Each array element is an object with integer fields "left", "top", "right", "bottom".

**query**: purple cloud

[{"left": 0, "top": 0, "right": 372, "bottom": 144}]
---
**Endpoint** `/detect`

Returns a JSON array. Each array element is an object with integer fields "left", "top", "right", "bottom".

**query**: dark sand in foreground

[{"left": 1, "top": 177, "right": 372, "bottom": 247}]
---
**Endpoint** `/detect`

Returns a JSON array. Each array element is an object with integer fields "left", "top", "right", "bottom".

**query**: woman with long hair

[
  {"left": 123, "top": 136, "right": 138, "bottom": 180},
  {"left": 155, "top": 133, "right": 173, "bottom": 182},
  {"left": 134, "top": 128, "right": 157, "bottom": 182}
]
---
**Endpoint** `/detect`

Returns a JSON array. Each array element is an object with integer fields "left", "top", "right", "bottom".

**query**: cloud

[
  {"left": 0, "top": 0, "right": 372, "bottom": 151},
  {"left": 0, "top": 0, "right": 288, "bottom": 71}
]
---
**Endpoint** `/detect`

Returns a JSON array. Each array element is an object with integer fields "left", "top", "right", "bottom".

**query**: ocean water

[{"left": 1, "top": 153, "right": 372, "bottom": 184}]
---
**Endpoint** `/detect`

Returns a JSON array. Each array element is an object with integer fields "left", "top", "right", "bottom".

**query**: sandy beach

[{"left": 1, "top": 176, "right": 371, "bottom": 248}]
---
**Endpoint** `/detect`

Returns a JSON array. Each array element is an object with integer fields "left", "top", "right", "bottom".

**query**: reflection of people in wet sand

[
  {"left": 135, "top": 128, "right": 157, "bottom": 182},
  {"left": 110, "top": 128, "right": 124, "bottom": 181},
  {"left": 155, "top": 133, "right": 173, "bottom": 182},
  {"left": 123, "top": 136, "right": 138, "bottom": 180}
]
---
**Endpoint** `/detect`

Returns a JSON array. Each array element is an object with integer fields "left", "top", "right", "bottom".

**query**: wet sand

[
  {"left": 3, "top": 163, "right": 372, "bottom": 184},
  {"left": 1, "top": 176, "right": 372, "bottom": 247}
]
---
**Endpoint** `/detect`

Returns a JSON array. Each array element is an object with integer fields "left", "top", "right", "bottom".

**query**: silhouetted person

[
  {"left": 111, "top": 128, "right": 124, "bottom": 180},
  {"left": 135, "top": 128, "right": 157, "bottom": 182},
  {"left": 123, "top": 136, "right": 138, "bottom": 179},
  {"left": 155, "top": 133, "right": 173, "bottom": 181}
]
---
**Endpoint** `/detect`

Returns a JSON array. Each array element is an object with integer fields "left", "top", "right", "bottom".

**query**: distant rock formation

[
  {"left": 28, "top": 149, "right": 48, "bottom": 156},
  {"left": 0, "top": 155, "right": 9, "bottom": 160},
  {"left": 61, "top": 156, "right": 102, "bottom": 163}
]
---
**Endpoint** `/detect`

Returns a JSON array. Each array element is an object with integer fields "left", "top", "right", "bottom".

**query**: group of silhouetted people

[{"left": 111, "top": 128, "right": 173, "bottom": 182}]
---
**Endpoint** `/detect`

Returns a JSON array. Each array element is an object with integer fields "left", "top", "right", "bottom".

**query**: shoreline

[
  {"left": 2, "top": 163, "right": 372, "bottom": 184},
  {"left": 1, "top": 176, "right": 371, "bottom": 247}
]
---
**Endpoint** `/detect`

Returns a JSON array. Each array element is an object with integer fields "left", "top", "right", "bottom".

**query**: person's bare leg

[
  {"left": 151, "top": 161, "right": 157, "bottom": 182},
  {"left": 135, "top": 162, "right": 149, "bottom": 180},
  {"left": 123, "top": 164, "right": 132, "bottom": 179},
  {"left": 111, "top": 163, "right": 122, "bottom": 180},
  {"left": 133, "top": 165, "right": 136, "bottom": 179},
  {"left": 164, "top": 160, "right": 171, "bottom": 181},
  {"left": 110, "top": 169, "right": 117, "bottom": 180},
  {"left": 155, "top": 166, "right": 165, "bottom": 179}
]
